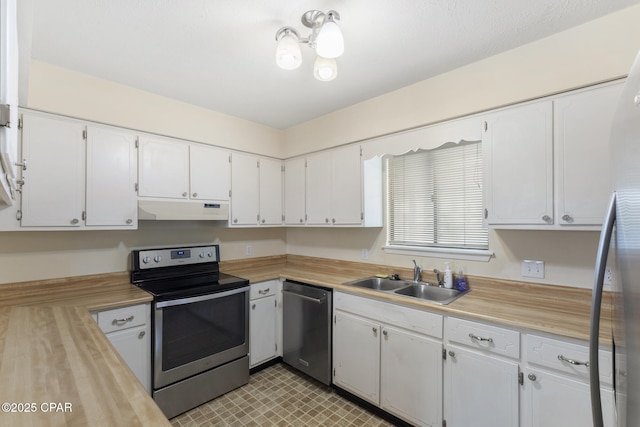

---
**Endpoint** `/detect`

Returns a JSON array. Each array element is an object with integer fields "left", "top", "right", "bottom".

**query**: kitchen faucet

[
  {"left": 433, "top": 269, "right": 443, "bottom": 287},
  {"left": 412, "top": 260, "right": 422, "bottom": 282}
]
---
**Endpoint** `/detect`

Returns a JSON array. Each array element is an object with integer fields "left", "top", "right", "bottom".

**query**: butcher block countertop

[
  {"left": 0, "top": 274, "right": 167, "bottom": 426},
  {"left": 0, "top": 305, "right": 170, "bottom": 427},
  {"left": 221, "top": 254, "right": 612, "bottom": 343}
]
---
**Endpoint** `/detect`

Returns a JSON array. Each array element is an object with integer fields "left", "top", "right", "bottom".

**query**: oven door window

[{"left": 161, "top": 291, "right": 247, "bottom": 371}]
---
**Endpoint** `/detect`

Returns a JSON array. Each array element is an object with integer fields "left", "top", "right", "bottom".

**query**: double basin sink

[{"left": 343, "top": 277, "right": 467, "bottom": 305}]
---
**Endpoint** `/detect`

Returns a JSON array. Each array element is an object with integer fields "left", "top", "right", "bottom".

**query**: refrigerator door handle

[{"left": 590, "top": 192, "right": 616, "bottom": 427}]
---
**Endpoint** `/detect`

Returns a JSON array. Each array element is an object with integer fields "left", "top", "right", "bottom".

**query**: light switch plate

[{"left": 522, "top": 260, "right": 545, "bottom": 278}]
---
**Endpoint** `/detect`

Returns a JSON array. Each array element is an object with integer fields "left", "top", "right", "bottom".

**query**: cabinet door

[
  {"left": 284, "top": 157, "right": 306, "bottom": 225},
  {"left": 305, "top": 151, "right": 332, "bottom": 225},
  {"left": 444, "top": 346, "right": 519, "bottom": 427},
  {"left": 85, "top": 126, "right": 137, "bottom": 227},
  {"left": 484, "top": 101, "right": 553, "bottom": 225},
  {"left": 189, "top": 144, "right": 230, "bottom": 201},
  {"left": 230, "top": 152, "right": 259, "bottom": 225},
  {"left": 20, "top": 113, "right": 85, "bottom": 227},
  {"left": 250, "top": 295, "right": 277, "bottom": 367},
  {"left": 258, "top": 157, "right": 283, "bottom": 225},
  {"left": 554, "top": 83, "right": 623, "bottom": 226},
  {"left": 106, "top": 324, "right": 151, "bottom": 393},
  {"left": 333, "top": 311, "right": 380, "bottom": 405},
  {"left": 138, "top": 136, "right": 189, "bottom": 199},
  {"left": 331, "top": 145, "right": 362, "bottom": 225},
  {"left": 381, "top": 325, "right": 442, "bottom": 427},
  {"left": 523, "top": 369, "right": 615, "bottom": 427},
  {"left": 0, "top": 0, "right": 18, "bottom": 204}
]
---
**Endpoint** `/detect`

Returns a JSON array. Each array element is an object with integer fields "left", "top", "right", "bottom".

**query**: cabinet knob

[
  {"left": 261, "top": 219, "right": 266, "bottom": 224},
  {"left": 233, "top": 218, "right": 238, "bottom": 223},
  {"left": 372, "top": 327, "right": 377, "bottom": 334},
  {"left": 382, "top": 330, "right": 388, "bottom": 337},
  {"left": 138, "top": 331, "right": 146, "bottom": 339},
  {"left": 182, "top": 192, "right": 188, "bottom": 197},
  {"left": 125, "top": 219, "right": 133, "bottom": 225},
  {"left": 541, "top": 215, "right": 552, "bottom": 223},
  {"left": 70, "top": 218, "right": 79, "bottom": 225},
  {"left": 192, "top": 192, "right": 198, "bottom": 198},
  {"left": 325, "top": 218, "right": 329, "bottom": 223},
  {"left": 562, "top": 214, "right": 573, "bottom": 222},
  {"left": 332, "top": 218, "right": 336, "bottom": 224},
  {"left": 448, "top": 350, "right": 456, "bottom": 358},
  {"left": 252, "top": 304, "right": 256, "bottom": 310},
  {"left": 299, "top": 218, "right": 303, "bottom": 223},
  {"left": 528, "top": 373, "right": 537, "bottom": 382}
]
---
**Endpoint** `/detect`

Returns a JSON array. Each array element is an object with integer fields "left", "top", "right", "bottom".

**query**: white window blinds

[{"left": 386, "top": 141, "right": 488, "bottom": 250}]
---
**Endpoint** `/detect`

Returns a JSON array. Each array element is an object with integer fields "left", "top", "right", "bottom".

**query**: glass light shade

[
  {"left": 315, "top": 21, "right": 344, "bottom": 59},
  {"left": 313, "top": 56, "right": 337, "bottom": 81},
  {"left": 275, "top": 33, "right": 302, "bottom": 70}
]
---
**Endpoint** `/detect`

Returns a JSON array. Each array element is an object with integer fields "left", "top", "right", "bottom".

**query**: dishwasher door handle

[{"left": 282, "top": 289, "right": 325, "bottom": 304}]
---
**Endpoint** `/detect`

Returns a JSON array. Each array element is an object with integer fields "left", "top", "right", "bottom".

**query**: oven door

[{"left": 153, "top": 286, "right": 249, "bottom": 389}]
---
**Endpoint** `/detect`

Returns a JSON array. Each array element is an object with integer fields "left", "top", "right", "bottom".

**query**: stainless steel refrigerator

[{"left": 590, "top": 49, "right": 640, "bottom": 427}]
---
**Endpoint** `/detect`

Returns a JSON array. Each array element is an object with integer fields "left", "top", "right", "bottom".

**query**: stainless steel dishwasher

[{"left": 282, "top": 280, "right": 332, "bottom": 385}]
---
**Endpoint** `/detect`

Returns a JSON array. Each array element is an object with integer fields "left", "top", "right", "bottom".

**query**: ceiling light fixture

[{"left": 275, "top": 10, "right": 344, "bottom": 82}]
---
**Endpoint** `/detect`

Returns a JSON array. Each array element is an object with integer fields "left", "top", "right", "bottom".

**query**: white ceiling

[{"left": 24, "top": 0, "right": 640, "bottom": 129}]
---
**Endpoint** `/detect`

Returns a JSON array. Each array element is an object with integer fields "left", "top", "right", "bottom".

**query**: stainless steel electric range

[{"left": 130, "top": 244, "right": 249, "bottom": 419}]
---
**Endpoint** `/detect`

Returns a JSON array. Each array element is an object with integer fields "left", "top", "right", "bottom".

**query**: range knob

[
  {"left": 154, "top": 255, "right": 162, "bottom": 263},
  {"left": 142, "top": 256, "right": 151, "bottom": 264},
  {"left": 199, "top": 252, "right": 205, "bottom": 259},
  {"left": 207, "top": 252, "right": 213, "bottom": 258}
]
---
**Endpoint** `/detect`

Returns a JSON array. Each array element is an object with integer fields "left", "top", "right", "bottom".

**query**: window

[{"left": 386, "top": 141, "right": 488, "bottom": 253}]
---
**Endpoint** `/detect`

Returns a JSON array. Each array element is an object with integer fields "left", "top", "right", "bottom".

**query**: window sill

[{"left": 382, "top": 245, "right": 494, "bottom": 262}]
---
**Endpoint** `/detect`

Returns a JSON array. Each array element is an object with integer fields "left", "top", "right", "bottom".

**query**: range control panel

[{"left": 133, "top": 245, "right": 220, "bottom": 269}]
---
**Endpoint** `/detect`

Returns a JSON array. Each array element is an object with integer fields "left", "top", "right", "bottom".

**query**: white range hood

[{"left": 138, "top": 200, "right": 229, "bottom": 221}]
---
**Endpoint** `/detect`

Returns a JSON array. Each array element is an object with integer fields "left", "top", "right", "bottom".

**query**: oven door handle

[{"left": 156, "top": 286, "right": 250, "bottom": 308}]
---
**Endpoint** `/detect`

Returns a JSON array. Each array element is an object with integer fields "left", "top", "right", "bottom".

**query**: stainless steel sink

[
  {"left": 343, "top": 277, "right": 410, "bottom": 291},
  {"left": 344, "top": 277, "right": 467, "bottom": 305},
  {"left": 393, "top": 283, "right": 465, "bottom": 305}
]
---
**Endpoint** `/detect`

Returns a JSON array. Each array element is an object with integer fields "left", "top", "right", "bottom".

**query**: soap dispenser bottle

[{"left": 444, "top": 262, "right": 453, "bottom": 289}]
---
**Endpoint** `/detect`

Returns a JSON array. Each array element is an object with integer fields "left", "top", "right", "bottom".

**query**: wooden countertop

[
  {"left": 0, "top": 305, "right": 170, "bottom": 426},
  {"left": 221, "top": 255, "right": 612, "bottom": 343}
]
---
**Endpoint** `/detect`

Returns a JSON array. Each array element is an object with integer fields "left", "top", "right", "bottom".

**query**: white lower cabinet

[
  {"left": 92, "top": 303, "right": 151, "bottom": 394},
  {"left": 444, "top": 317, "right": 520, "bottom": 427},
  {"left": 249, "top": 280, "right": 282, "bottom": 368},
  {"left": 523, "top": 333, "right": 615, "bottom": 427},
  {"left": 333, "top": 292, "right": 443, "bottom": 426}
]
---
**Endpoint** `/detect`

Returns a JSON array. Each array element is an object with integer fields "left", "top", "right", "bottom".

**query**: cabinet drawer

[
  {"left": 446, "top": 317, "right": 520, "bottom": 359},
  {"left": 97, "top": 304, "right": 147, "bottom": 334},
  {"left": 334, "top": 292, "right": 442, "bottom": 339},
  {"left": 526, "top": 334, "right": 613, "bottom": 386},
  {"left": 250, "top": 281, "right": 277, "bottom": 299}
]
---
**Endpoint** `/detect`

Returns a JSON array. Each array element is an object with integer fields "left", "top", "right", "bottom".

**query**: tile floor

[{"left": 170, "top": 363, "right": 398, "bottom": 427}]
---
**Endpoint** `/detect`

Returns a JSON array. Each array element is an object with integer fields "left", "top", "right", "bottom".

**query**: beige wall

[
  {"left": 27, "top": 61, "right": 284, "bottom": 158},
  {"left": 284, "top": 4, "right": 640, "bottom": 289},
  {"left": 4, "top": 5, "right": 640, "bottom": 287}
]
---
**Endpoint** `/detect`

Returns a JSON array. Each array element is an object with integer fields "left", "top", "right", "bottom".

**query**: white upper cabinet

[
  {"left": 189, "top": 144, "right": 230, "bottom": 202},
  {"left": 230, "top": 152, "right": 282, "bottom": 226},
  {"left": 20, "top": 113, "right": 85, "bottom": 227},
  {"left": 19, "top": 111, "right": 138, "bottom": 229},
  {"left": 138, "top": 135, "right": 189, "bottom": 199},
  {"left": 85, "top": 125, "right": 137, "bottom": 227},
  {"left": 554, "top": 82, "right": 623, "bottom": 227},
  {"left": 283, "top": 157, "right": 306, "bottom": 225},
  {"left": 483, "top": 100, "right": 554, "bottom": 226},
  {"left": 0, "top": 0, "right": 18, "bottom": 205},
  {"left": 258, "top": 157, "right": 283, "bottom": 225},
  {"left": 306, "top": 145, "right": 363, "bottom": 226}
]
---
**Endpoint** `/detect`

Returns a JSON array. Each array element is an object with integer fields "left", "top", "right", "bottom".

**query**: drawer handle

[
  {"left": 469, "top": 333, "right": 493, "bottom": 343},
  {"left": 112, "top": 315, "right": 134, "bottom": 326},
  {"left": 258, "top": 289, "right": 270, "bottom": 295},
  {"left": 558, "top": 354, "right": 589, "bottom": 367}
]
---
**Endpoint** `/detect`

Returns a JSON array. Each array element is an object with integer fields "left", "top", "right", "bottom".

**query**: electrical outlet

[
  {"left": 361, "top": 249, "right": 369, "bottom": 260},
  {"left": 604, "top": 267, "right": 613, "bottom": 285},
  {"left": 246, "top": 245, "right": 252, "bottom": 256},
  {"left": 522, "top": 260, "right": 545, "bottom": 279}
]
